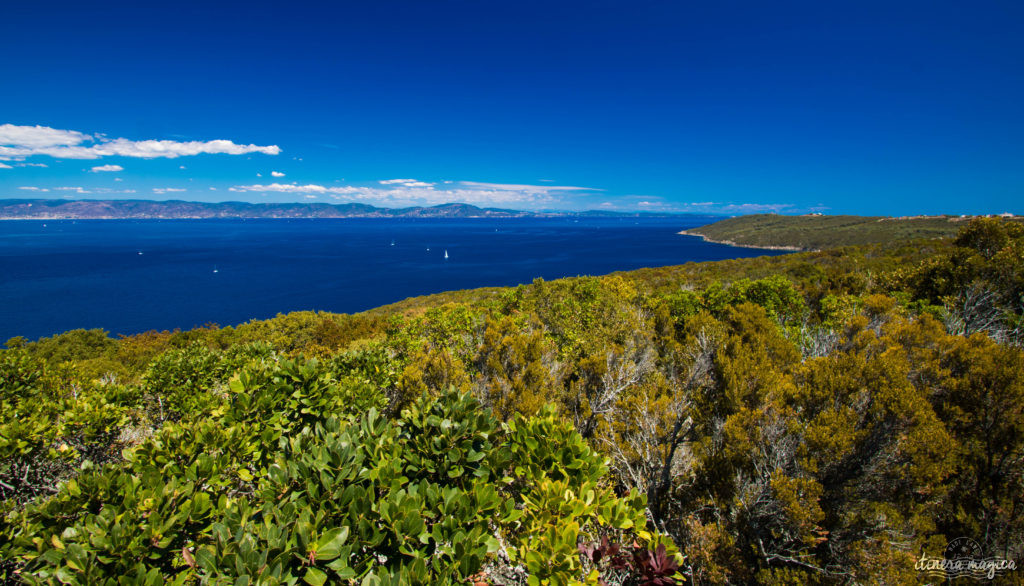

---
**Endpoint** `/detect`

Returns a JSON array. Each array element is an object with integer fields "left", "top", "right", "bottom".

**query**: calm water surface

[{"left": 0, "top": 217, "right": 786, "bottom": 340}]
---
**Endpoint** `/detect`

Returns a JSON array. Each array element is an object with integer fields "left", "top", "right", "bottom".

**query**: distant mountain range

[{"left": 0, "top": 199, "right": 682, "bottom": 219}]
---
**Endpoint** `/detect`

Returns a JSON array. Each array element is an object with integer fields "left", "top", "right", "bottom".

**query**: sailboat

[
  {"left": 444, "top": 249, "right": 449, "bottom": 259},
  {"left": 213, "top": 265, "right": 219, "bottom": 274}
]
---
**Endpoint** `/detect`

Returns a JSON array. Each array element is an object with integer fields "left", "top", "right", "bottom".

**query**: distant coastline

[{"left": 0, "top": 199, "right": 692, "bottom": 221}]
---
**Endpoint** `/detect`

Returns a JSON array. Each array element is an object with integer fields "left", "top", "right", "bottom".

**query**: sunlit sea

[{"left": 0, "top": 217, "right": 787, "bottom": 341}]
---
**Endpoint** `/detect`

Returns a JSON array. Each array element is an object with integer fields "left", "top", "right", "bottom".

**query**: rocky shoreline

[{"left": 677, "top": 229, "right": 809, "bottom": 252}]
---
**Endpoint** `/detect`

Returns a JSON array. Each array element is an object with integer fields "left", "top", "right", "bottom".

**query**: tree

[
  {"left": 934, "top": 333, "right": 1024, "bottom": 560},
  {"left": 473, "top": 315, "right": 560, "bottom": 420}
]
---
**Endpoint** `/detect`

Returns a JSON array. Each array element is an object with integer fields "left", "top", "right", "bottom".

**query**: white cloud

[
  {"left": 91, "top": 164, "right": 123, "bottom": 172},
  {"left": 304, "top": 194, "right": 317, "bottom": 199},
  {"left": 92, "top": 138, "right": 280, "bottom": 159},
  {"left": 718, "top": 203, "right": 794, "bottom": 213},
  {"left": 90, "top": 188, "right": 137, "bottom": 194},
  {"left": 228, "top": 179, "right": 599, "bottom": 208},
  {"left": 230, "top": 183, "right": 345, "bottom": 195},
  {"left": 152, "top": 187, "right": 187, "bottom": 194},
  {"left": 271, "top": 171, "right": 286, "bottom": 177},
  {"left": 668, "top": 201, "right": 798, "bottom": 214},
  {"left": 459, "top": 181, "right": 598, "bottom": 193},
  {"left": 634, "top": 200, "right": 673, "bottom": 209},
  {"left": 380, "top": 178, "right": 433, "bottom": 188},
  {"left": 179, "top": 165, "right": 186, "bottom": 169},
  {"left": 0, "top": 162, "right": 10, "bottom": 169},
  {"left": 0, "top": 124, "right": 280, "bottom": 160},
  {"left": 0, "top": 124, "right": 89, "bottom": 148},
  {"left": 17, "top": 185, "right": 140, "bottom": 196}
]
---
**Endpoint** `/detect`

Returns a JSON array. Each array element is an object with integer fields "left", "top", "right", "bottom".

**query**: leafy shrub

[
  {"left": 2, "top": 385, "right": 673, "bottom": 584},
  {"left": 141, "top": 342, "right": 272, "bottom": 423}
]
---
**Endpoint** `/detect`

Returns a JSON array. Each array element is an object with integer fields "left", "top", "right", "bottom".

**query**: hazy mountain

[{"left": 0, "top": 199, "right": 679, "bottom": 219}]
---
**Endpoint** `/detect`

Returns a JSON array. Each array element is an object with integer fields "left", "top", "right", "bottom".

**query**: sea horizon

[{"left": 0, "top": 216, "right": 785, "bottom": 341}]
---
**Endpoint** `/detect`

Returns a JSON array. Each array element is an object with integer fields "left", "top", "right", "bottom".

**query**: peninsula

[{"left": 679, "top": 212, "right": 1019, "bottom": 251}]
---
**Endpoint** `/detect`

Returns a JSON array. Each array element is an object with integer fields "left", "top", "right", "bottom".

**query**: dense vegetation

[
  {"left": 682, "top": 213, "right": 999, "bottom": 251},
  {"left": 2, "top": 218, "right": 1023, "bottom": 584}
]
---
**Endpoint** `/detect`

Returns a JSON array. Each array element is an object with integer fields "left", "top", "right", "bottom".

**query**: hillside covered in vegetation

[
  {"left": 2, "top": 218, "right": 1023, "bottom": 584},
  {"left": 681, "top": 213, "right": 1001, "bottom": 251}
]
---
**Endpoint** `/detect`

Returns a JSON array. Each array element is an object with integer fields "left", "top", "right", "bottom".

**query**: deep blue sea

[{"left": 0, "top": 217, "right": 786, "bottom": 341}]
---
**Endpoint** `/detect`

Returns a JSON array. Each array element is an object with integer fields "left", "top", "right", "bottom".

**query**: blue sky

[{"left": 1, "top": 0, "right": 1022, "bottom": 215}]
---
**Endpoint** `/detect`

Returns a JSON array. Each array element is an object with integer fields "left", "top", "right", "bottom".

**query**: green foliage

[
  {"left": 0, "top": 350, "right": 52, "bottom": 464},
  {"left": 932, "top": 334, "right": 1024, "bottom": 559},
  {"left": 475, "top": 315, "right": 560, "bottom": 419},
  {"left": 501, "top": 406, "right": 670, "bottom": 584},
  {"left": 662, "top": 289, "right": 702, "bottom": 321},
  {"left": 742, "top": 274, "right": 806, "bottom": 322},
  {"left": 2, "top": 382, "right": 664, "bottom": 584},
  {"left": 329, "top": 344, "right": 396, "bottom": 414},
  {"left": 953, "top": 216, "right": 1022, "bottom": 259},
  {"left": 505, "top": 276, "right": 643, "bottom": 360},
  {"left": 664, "top": 307, "right": 969, "bottom": 582},
  {"left": 141, "top": 342, "right": 272, "bottom": 423},
  {"left": 18, "top": 329, "right": 116, "bottom": 365},
  {"left": 5, "top": 216, "right": 1024, "bottom": 585},
  {"left": 663, "top": 275, "right": 806, "bottom": 330},
  {"left": 386, "top": 303, "right": 483, "bottom": 361},
  {"left": 230, "top": 310, "right": 387, "bottom": 354},
  {"left": 392, "top": 347, "right": 469, "bottom": 415},
  {"left": 686, "top": 213, "right": 973, "bottom": 251},
  {"left": 902, "top": 217, "right": 1024, "bottom": 343},
  {"left": 0, "top": 351, "right": 139, "bottom": 506},
  {"left": 0, "top": 349, "right": 45, "bottom": 404}
]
